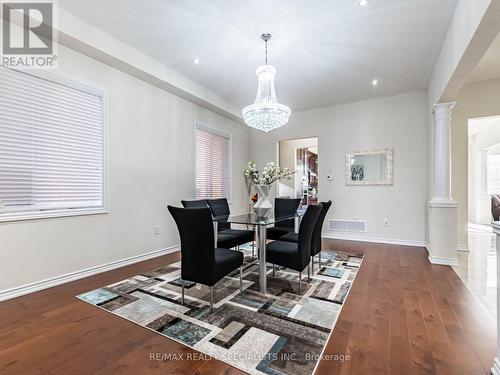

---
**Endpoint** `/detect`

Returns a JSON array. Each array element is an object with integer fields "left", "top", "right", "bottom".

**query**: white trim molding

[
  {"left": 428, "top": 199, "right": 458, "bottom": 208},
  {"left": 0, "top": 245, "right": 179, "bottom": 302},
  {"left": 322, "top": 233, "right": 426, "bottom": 248},
  {"left": 457, "top": 244, "right": 469, "bottom": 252},
  {"left": 428, "top": 254, "right": 459, "bottom": 266},
  {"left": 0, "top": 208, "right": 108, "bottom": 223}
]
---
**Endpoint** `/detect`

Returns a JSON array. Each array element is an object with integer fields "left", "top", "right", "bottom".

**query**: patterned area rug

[{"left": 78, "top": 244, "right": 363, "bottom": 375}]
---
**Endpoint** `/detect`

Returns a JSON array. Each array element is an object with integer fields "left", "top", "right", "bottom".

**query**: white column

[
  {"left": 490, "top": 222, "right": 500, "bottom": 375},
  {"left": 427, "top": 102, "right": 458, "bottom": 266},
  {"left": 432, "top": 102, "right": 455, "bottom": 202}
]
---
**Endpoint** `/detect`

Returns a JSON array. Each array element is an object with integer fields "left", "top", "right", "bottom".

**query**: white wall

[
  {"left": 0, "top": 45, "right": 250, "bottom": 291},
  {"left": 452, "top": 78, "right": 500, "bottom": 247},
  {"left": 250, "top": 91, "right": 429, "bottom": 245}
]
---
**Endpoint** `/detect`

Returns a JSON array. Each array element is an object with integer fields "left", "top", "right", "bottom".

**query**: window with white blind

[
  {"left": 195, "top": 125, "right": 231, "bottom": 200},
  {"left": 0, "top": 68, "right": 105, "bottom": 220}
]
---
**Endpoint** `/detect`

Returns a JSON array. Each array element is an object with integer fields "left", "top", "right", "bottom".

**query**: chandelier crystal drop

[{"left": 242, "top": 34, "right": 291, "bottom": 132}]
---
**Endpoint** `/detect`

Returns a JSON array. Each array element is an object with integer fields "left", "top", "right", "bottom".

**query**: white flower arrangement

[{"left": 244, "top": 160, "right": 293, "bottom": 186}]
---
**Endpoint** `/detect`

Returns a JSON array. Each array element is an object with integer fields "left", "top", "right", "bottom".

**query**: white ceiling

[
  {"left": 468, "top": 33, "right": 500, "bottom": 83},
  {"left": 59, "top": 0, "right": 457, "bottom": 112}
]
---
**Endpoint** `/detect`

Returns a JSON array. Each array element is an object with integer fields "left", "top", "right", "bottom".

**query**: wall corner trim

[
  {"left": 0, "top": 245, "right": 179, "bottom": 302},
  {"left": 428, "top": 254, "right": 459, "bottom": 266}
]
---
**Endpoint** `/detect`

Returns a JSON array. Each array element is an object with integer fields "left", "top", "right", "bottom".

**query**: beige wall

[
  {"left": 452, "top": 78, "right": 500, "bottom": 249},
  {"left": 0, "top": 45, "right": 250, "bottom": 291},
  {"left": 251, "top": 91, "right": 429, "bottom": 245}
]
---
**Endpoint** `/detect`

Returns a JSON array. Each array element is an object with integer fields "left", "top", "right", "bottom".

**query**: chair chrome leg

[
  {"left": 210, "top": 286, "right": 214, "bottom": 311},
  {"left": 252, "top": 241, "right": 255, "bottom": 258},
  {"left": 272, "top": 264, "right": 275, "bottom": 277},
  {"left": 298, "top": 272, "right": 302, "bottom": 294},
  {"left": 319, "top": 252, "right": 322, "bottom": 269},
  {"left": 240, "top": 266, "right": 243, "bottom": 294},
  {"left": 307, "top": 264, "right": 311, "bottom": 282},
  {"left": 311, "top": 256, "right": 314, "bottom": 274}
]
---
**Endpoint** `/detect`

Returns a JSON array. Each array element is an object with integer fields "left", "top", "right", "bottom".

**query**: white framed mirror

[{"left": 345, "top": 148, "right": 394, "bottom": 186}]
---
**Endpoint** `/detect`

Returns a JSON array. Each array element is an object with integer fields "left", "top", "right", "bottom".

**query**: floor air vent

[{"left": 328, "top": 219, "right": 367, "bottom": 233}]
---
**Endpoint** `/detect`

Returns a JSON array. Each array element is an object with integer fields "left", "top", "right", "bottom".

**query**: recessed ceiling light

[
  {"left": 372, "top": 78, "right": 379, "bottom": 87},
  {"left": 359, "top": 0, "right": 371, "bottom": 7},
  {"left": 193, "top": 58, "right": 200, "bottom": 64}
]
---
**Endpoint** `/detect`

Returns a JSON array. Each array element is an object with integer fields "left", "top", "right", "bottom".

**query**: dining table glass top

[{"left": 213, "top": 210, "right": 304, "bottom": 226}]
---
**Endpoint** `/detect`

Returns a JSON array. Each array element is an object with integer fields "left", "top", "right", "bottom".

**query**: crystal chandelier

[{"left": 242, "top": 34, "right": 291, "bottom": 132}]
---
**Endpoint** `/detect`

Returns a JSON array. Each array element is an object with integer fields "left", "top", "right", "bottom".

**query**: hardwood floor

[{"left": 0, "top": 240, "right": 496, "bottom": 374}]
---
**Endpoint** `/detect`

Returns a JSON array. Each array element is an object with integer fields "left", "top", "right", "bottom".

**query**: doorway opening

[
  {"left": 468, "top": 116, "right": 500, "bottom": 225},
  {"left": 460, "top": 115, "right": 500, "bottom": 318},
  {"left": 278, "top": 137, "right": 318, "bottom": 206}
]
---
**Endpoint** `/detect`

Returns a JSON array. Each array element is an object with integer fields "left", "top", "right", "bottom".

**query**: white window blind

[
  {"left": 0, "top": 68, "right": 104, "bottom": 219},
  {"left": 195, "top": 126, "right": 230, "bottom": 200}
]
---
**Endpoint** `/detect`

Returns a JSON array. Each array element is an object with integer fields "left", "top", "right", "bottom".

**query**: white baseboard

[
  {"left": 491, "top": 357, "right": 500, "bottom": 375},
  {"left": 457, "top": 244, "right": 469, "bottom": 252},
  {"left": 0, "top": 245, "right": 179, "bottom": 302},
  {"left": 428, "top": 254, "right": 459, "bottom": 266},
  {"left": 322, "top": 233, "right": 426, "bottom": 248}
]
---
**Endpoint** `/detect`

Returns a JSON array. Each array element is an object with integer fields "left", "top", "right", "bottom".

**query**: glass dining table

[{"left": 213, "top": 211, "right": 304, "bottom": 294}]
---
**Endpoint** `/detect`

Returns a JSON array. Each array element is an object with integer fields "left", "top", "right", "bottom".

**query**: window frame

[
  {"left": 193, "top": 122, "right": 232, "bottom": 204},
  {"left": 0, "top": 68, "right": 107, "bottom": 223}
]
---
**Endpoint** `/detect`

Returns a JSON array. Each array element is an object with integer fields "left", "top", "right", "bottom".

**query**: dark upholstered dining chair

[
  {"left": 168, "top": 206, "right": 244, "bottom": 310},
  {"left": 181, "top": 199, "right": 208, "bottom": 208},
  {"left": 267, "top": 198, "right": 301, "bottom": 240},
  {"left": 266, "top": 204, "right": 322, "bottom": 293},
  {"left": 206, "top": 198, "right": 231, "bottom": 229},
  {"left": 182, "top": 198, "right": 254, "bottom": 252},
  {"left": 207, "top": 198, "right": 255, "bottom": 252},
  {"left": 280, "top": 201, "right": 332, "bottom": 273}
]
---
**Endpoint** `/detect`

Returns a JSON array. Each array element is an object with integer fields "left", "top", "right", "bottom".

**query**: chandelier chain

[{"left": 265, "top": 39, "right": 268, "bottom": 65}]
